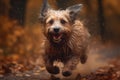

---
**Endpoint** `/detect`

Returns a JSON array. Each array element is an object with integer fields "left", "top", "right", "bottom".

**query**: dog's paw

[
  {"left": 46, "top": 66, "right": 60, "bottom": 74},
  {"left": 51, "top": 75, "right": 60, "bottom": 80},
  {"left": 62, "top": 71, "right": 72, "bottom": 77}
]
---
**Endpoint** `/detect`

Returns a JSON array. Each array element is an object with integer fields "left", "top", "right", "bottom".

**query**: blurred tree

[
  {"left": 0, "top": 0, "right": 10, "bottom": 16},
  {"left": 56, "top": 0, "right": 81, "bottom": 9},
  {"left": 56, "top": 0, "right": 70, "bottom": 9},
  {"left": 9, "top": 0, "right": 27, "bottom": 25},
  {"left": 98, "top": 0, "right": 106, "bottom": 40}
]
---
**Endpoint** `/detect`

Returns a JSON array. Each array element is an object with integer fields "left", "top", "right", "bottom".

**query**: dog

[{"left": 39, "top": 0, "right": 90, "bottom": 78}]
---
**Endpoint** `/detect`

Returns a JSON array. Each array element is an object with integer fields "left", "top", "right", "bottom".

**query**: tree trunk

[
  {"left": 98, "top": 0, "right": 105, "bottom": 40},
  {"left": 9, "top": 0, "right": 27, "bottom": 25}
]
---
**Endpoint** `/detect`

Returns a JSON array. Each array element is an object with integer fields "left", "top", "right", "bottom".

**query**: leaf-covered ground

[{"left": 0, "top": 55, "right": 120, "bottom": 80}]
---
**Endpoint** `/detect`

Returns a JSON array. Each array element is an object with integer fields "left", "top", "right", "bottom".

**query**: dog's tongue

[{"left": 53, "top": 34, "right": 62, "bottom": 40}]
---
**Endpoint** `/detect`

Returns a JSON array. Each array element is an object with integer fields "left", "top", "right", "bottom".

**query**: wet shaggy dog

[{"left": 39, "top": 0, "right": 90, "bottom": 77}]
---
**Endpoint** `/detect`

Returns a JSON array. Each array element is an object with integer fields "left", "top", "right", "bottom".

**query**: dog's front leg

[
  {"left": 45, "top": 58, "right": 60, "bottom": 74},
  {"left": 62, "top": 56, "right": 79, "bottom": 77}
]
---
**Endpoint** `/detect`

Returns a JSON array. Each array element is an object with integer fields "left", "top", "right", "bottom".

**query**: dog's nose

[{"left": 54, "top": 28, "right": 60, "bottom": 33}]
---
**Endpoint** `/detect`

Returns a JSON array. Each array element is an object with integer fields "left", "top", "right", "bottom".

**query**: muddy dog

[{"left": 39, "top": 0, "right": 90, "bottom": 78}]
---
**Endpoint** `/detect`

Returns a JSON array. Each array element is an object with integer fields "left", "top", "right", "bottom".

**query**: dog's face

[
  {"left": 39, "top": 0, "right": 82, "bottom": 44},
  {"left": 43, "top": 10, "right": 72, "bottom": 43}
]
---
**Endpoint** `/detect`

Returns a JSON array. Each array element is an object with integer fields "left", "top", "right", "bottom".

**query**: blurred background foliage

[
  {"left": 0, "top": 0, "right": 120, "bottom": 56},
  {"left": 0, "top": 0, "right": 120, "bottom": 78}
]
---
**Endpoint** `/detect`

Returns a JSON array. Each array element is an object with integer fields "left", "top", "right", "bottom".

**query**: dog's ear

[
  {"left": 66, "top": 4, "right": 83, "bottom": 21},
  {"left": 39, "top": 0, "right": 50, "bottom": 23}
]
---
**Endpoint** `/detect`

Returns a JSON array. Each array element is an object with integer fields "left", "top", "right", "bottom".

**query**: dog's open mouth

[{"left": 52, "top": 34, "right": 63, "bottom": 43}]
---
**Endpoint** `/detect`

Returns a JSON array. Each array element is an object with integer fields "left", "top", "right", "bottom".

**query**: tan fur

[
  {"left": 44, "top": 20, "right": 90, "bottom": 59},
  {"left": 39, "top": 2, "right": 90, "bottom": 78}
]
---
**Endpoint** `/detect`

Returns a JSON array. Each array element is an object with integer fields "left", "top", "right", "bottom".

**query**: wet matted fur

[{"left": 39, "top": 0, "right": 90, "bottom": 78}]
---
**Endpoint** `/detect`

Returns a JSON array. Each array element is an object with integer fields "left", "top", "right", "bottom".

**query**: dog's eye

[
  {"left": 60, "top": 19, "right": 67, "bottom": 24},
  {"left": 48, "top": 19, "right": 54, "bottom": 25}
]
